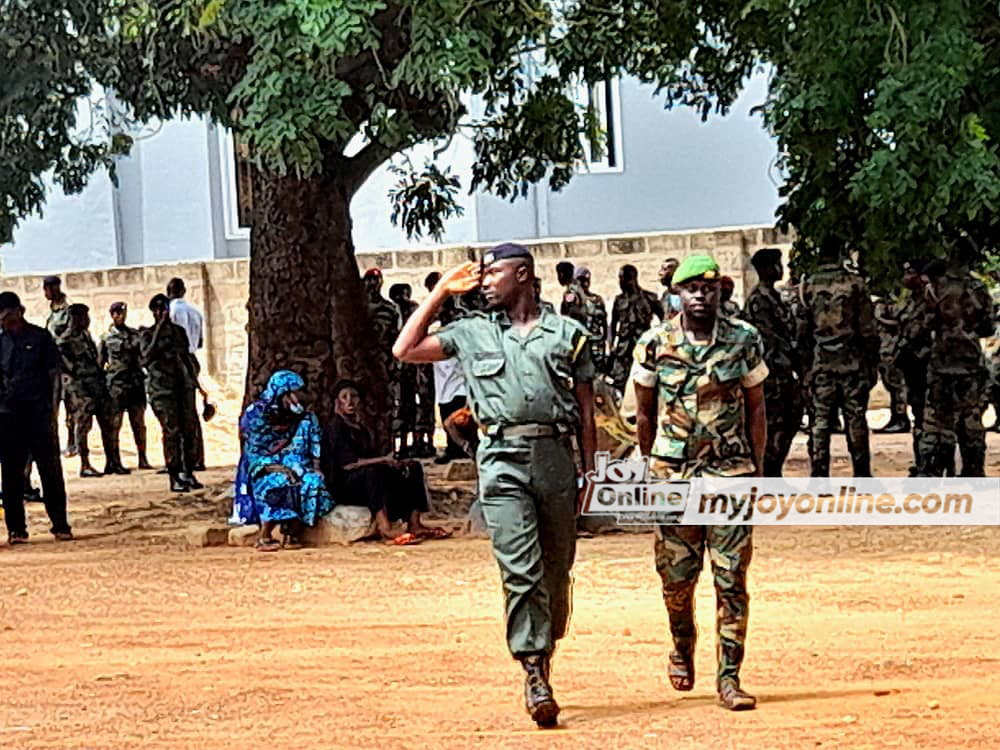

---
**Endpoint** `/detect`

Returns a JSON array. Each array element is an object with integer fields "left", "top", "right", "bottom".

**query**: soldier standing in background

[
  {"left": 556, "top": 261, "right": 587, "bottom": 325},
  {"left": 389, "top": 284, "right": 436, "bottom": 459},
  {"left": 167, "top": 278, "right": 207, "bottom": 471},
  {"left": 743, "top": 248, "right": 802, "bottom": 476},
  {"left": 363, "top": 268, "right": 403, "bottom": 454},
  {"left": 59, "top": 304, "right": 128, "bottom": 477},
  {"left": 43, "top": 275, "right": 76, "bottom": 456},
  {"left": 873, "top": 296, "right": 911, "bottom": 433},
  {"left": 573, "top": 267, "right": 608, "bottom": 375},
  {"left": 658, "top": 258, "right": 681, "bottom": 318},
  {"left": 719, "top": 276, "right": 741, "bottom": 317},
  {"left": 894, "top": 258, "right": 934, "bottom": 474},
  {"left": 797, "top": 240, "right": 879, "bottom": 477},
  {"left": 918, "top": 249, "right": 994, "bottom": 476},
  {"left": 634, "top": 254, "right": 767, "bottom": 711},
  {"left": 534, "top": 278, "right": 556, "bottom": 314},
  {"left": 142, "top": 294, "right": 202, "bottom": 492},
  {"left": 100, "top": 302, "right": 151, "bottom": 471},
  {"left": 608, "top": 264, "right": 664, "bottom": 393}
]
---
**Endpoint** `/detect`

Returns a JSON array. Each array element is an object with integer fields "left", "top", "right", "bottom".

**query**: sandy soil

[{"left": 2, "top": 403, "right": 999, "bottom": 749}]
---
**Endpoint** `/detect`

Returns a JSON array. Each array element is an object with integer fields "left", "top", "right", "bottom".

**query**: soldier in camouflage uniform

[
  {"left": 743, "top": 248, "right": 802, "bottom": 476},
  {"left": 719, "top": 276, "right": 741, "bottom": 317},
  {"left": 556, "top": 261, "right": 588, "bottom": 325},
  {"left": 918, "top": 254, "right": 994, "bottom": 476},
  {"left": 43, "top": 275, "right": 76, "bottom": 456},
  {"left": 609, "top": 264, "right": 664, "bottom": 392},
  {"left": 389, "top": 284, "right": 436, "bottom": 458},
  {"left": 141, "top": 294, "right": 201, "bottom": 492},
  {"left": 658, "top": 258, "right": 681, "bottom": 318},
  {"left": 873, "top": 296, "right": 910, "bottom": 433},
  {"left": 59, "top": 305, "right": 128, "bottom": 477},
  {"left": 100, "top": 302, "right": 151, "bottom": 470},
  {"left": 533, "top": 278, "right": 556, "bottom": 314},
  {"left": 634, "top": 254, "right": 767, "bottom": 712},
  {"left": 363, "top": 268, "right": 403, "bottom": 453},
  {"left": 797, "top": 243, "right": 879, "bottom": 476},
  {"left": 573, "top": 266, "right": 608, "bottom": 374}
]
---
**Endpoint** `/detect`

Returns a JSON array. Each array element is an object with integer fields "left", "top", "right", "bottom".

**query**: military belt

[{"left": 482, "top": 423, "right": 572, "bottom": 439}]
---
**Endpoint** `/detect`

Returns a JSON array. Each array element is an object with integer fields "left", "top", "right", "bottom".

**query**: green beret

[{"left": 673, "top": 254, "right": 720, "bottom": 285}]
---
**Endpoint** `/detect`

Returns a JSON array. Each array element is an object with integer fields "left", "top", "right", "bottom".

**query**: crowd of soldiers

[
  {"left": 377, "top": 240, "right": 996, "bottom": 479},
  {"left": 0, "top": 275, "right": 213, "bottom": 543}
]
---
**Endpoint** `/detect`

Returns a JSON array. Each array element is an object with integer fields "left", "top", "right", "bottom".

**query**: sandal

[
  {"left": 668, "top": 651, "right": 695, "bottom": 691},
  {"left": 255, "top": 538, "right": 281, "bottom": 553},
  {"left": 416, "top": 527, "right": 453, "bottom": 540},
  {"left": 388, "top": 532, "right": 423, "bottom": 546}
]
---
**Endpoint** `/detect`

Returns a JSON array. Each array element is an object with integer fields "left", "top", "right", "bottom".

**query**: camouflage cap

[{"left": 672, "top": 254, "right": 720, "bottom": 285}]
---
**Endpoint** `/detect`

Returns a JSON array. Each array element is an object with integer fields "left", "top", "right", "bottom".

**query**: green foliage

[{"left": 387, "top": 160, "right": 463, "bottom": 241}]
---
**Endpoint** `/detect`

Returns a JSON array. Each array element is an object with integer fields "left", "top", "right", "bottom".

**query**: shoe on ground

[
  {"left": 193, "top": 464, "right": 207, "bottom": 472},
  {"left": 62, "top": 447, "right": 78, "bottom": 458},
  {"left": 875, "top": 418, "right": 911, "bottom": 434},
  {"left": 53, "top": 530, "right": 74, "bottom": 542},
  {"left": 137, "top": 460, "right": 153, "bottom": 470},
  {"left": 79, "top": 467, "right": 102, "bottom": 478},
  {"left": 8, "top": 531, "right": 29, "bottom": 545},
  {"left": 718, "top": 678, "right": 756, "bottom": 711},
  {"left": 180, "top": 473, "right": 204, "bottom": 490},
  {"left": 104, "top": 465, "right": 132, "bottom": 476},
  {"left": 23, "top": 488, "right": 43, "bottom": 503},
  {"left": 169, "top": 475, "right": 190, "bottom": 493},
  {"left": 522, "top": 655, "right": 559, "bottom": 728}
]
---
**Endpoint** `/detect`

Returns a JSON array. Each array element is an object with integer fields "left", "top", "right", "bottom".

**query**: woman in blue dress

[{"left": 234, "top": 370, "right": 333, "bottom": 551}]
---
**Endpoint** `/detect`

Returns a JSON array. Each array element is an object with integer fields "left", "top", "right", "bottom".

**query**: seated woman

[
  {"left": 324, "top": 380, "right": 450, "bottom": 545},
  {"left": 234, "top": 370, "right": 334, "bottom": 552}
]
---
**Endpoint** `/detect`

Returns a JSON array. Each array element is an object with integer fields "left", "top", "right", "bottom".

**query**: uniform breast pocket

[{"left": 471, "top": 353, "right": 505, "bottom": 379}]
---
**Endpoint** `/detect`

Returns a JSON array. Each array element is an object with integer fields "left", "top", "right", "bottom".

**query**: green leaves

[{"left": 387, "top": 160, "right": 464, "bottom": 240}]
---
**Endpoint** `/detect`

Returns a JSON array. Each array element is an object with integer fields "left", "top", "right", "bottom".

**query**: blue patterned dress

[{"left": 233, "top": 371, "right": 334, "bottom": 526}]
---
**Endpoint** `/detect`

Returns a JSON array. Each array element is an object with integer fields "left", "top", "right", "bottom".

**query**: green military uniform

[
  {"left": 873, "top": 298, "right": 909, "bottom": 426},
  {"left": 609, "top": 288, "right": 662, "bottom": 392},
  {"left": 47, "top": 296, "right": 75, "bottom": 450},
  {"left": 395, "top": 299, "right": 435, "bottom": 441},
  {"left": 894, "top": 289, "right": 933, "bottom": 472},
  {"left": 634, "top": 307, "right": 768, "bottom": 691},
  {"left": 743, "top": 283, "right": 801, "bottom": 476},
  {"left": 437, "top": 307, "right": 594, "bottom": 658},
  {"left": 720, "top": 299, "right": 741, "bottom": 318},
  {"left": 369, "top": 294, "right": 402, "bottom": 438},
  {"left": 141, "top": 321, "right": 198, "bottom": 477},
  {"left": 919, "top": 270, "right": 994, "bottom": 476},
  {"left": 100, "top": 323, "right": 148, "bottom": 463},
  {"left": 58, "top": 328, "right": 122, "bottom": 471},
  {"left": 559, "top": 280, "right": 588, "bottom": 326},
  {"left": 797, "top": 263, "right": 879, "bottom": 476},
  {"left": 580, "top": 288, "right": 608, "bottom": 374}
]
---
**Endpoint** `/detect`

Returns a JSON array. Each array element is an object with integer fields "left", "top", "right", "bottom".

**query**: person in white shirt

[
  {"left": 432, "top": 356, "right": 469, "bottom": 464},
  {"left": 167, "top": 278, "right": 206, "bottom": 470}
]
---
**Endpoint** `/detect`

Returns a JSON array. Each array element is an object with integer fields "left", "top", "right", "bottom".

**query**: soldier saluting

[{"left": 394, "top": 243, "right": 597, "bottom": 729}]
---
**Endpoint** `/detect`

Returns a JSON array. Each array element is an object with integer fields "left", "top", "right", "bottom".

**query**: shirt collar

[{"left": 492, "top": 307, "right": 558, "bottom": 331}]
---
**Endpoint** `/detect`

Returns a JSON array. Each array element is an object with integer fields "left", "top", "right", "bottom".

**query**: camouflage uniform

[
  {"left": 894, "top": 290, "right": 933, "bottom": 470},
  {"left": 47, "top": 297, "right": 74, "bottom": 450},
  {"left": 797, "top": 263, "right": 879, "bottom": 476},
  {"left": 720, "top": 299, "right": 741, "bottom": 318},
  {"left": 633, "top": 316, "right": 768, "bottom": 688},
  {"left": 743, "top": 283, "right": 802, "bottom": 476},
  {"left": 918, "top": 271, "right": 993, "bottom": 476},
  {"left": 559, "top": 280, "right": 588, "bottom": 326},
  {"left": 58, "top": 329, "right": 121, "bottom": 469},
  {"left": 874, "top": 298, "right": 909, "bottom": 425},
  {"left": 580, "top": 289, "right": 608, "bottom": 374},
  {"left": 100, "top": 324, "right": 148, "bottom": 462},
  {"left": 370, "top": 295, "right": 402, "bottom": 433},
  {"left": 141, "top": 321, "right": 198, "bottom": 476},
  {"left": 609, "top": 288, "right": 662, "bottom": 392}
]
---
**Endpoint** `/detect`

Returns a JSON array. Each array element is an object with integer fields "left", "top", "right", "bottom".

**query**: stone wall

[{"left": 0, "top": 225, "right": 792, "bottom": 394}]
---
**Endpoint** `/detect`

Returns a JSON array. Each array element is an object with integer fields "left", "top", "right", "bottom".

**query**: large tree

[{"left": 1, "top": 0, "right": 697, "bottom": 442}]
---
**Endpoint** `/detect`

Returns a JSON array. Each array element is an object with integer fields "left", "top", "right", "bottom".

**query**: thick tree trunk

[{"left": 246, "top": 170, "right": 389, "bottom": 447}]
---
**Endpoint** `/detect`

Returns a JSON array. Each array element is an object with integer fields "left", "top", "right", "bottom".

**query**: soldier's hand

[{"left": 436, "top": 262, "right": 480, "bottom": 297}]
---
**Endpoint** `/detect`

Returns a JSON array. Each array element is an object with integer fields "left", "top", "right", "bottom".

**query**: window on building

[
  {"left": 577, "top": 79, "right": 624, "bottom": 173},
  {"left": 233, "top": 134, "right": 254, "bottom": 228}
]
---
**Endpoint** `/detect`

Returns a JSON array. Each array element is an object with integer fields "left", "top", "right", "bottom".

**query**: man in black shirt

[{"left": 0, "top": 292, "right": 73, "bottom": 543}]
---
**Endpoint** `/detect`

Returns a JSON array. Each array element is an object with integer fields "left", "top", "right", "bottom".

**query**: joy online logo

[{"left": 580, "top": 452, "right": 692, "bottom": 522}]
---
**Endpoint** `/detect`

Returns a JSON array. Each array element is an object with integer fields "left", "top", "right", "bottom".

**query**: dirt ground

[{"left": 2, "top": 405, "right": 999, "bottom": 749}]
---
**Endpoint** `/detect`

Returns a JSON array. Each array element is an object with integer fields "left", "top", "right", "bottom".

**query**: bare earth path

[{"left": 1, "top": 421, "right": 999, "bottom": 749}]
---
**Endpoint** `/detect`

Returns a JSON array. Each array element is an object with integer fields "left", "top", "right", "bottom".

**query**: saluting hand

[{"left": 435, "top": 262, "right": 480, "bottom": 297}]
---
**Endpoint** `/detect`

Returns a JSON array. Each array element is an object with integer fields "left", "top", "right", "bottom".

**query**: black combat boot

[
  {"left": 521, "top": 654, "right": 559, "bottom": 728},
  {"left": 718, "top": 677, "right": 756, "bottom": 711},
  {"left": 169, "top": 472, "right": 189, "bottom": 493},
  {"left": 875, "top": 412, "right": 911, "bottom": 434},
  {"left": 180, "top": 472, "right": 204, "bottom": 490}
]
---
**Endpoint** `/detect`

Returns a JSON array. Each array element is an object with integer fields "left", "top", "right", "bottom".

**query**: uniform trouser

[
  {"left": 919, "top": 371, "right": 986, "bottom": 477},
  {"left": 150, "top": 389, "right": 198, "bottom": 476},
  {"left": 878, "top": 355, "right": 908, "bottom": 419},
  {"left": 808, "top": 370, "right": 871, "bottom": 477},
  {"left": 109, "top": 400, "right": 147, "bottom": 458},
  {"left": 190, "top": 358, "right": 205, "bottom": 468},
  {"left": 69, "top": 392, "right": 121, "bottom": 468},
  {"left": 59, "top": 375, "right": 76, "bottom": 453},
  {"left": 654, "top": 524, "right": 753, "bottom": 686},
  {"left": 395, "top": 364, "right": 418, "bottom": 436},
  {"left": 0, "top": 409, "right": 71, "bottom": 536},
  {"left": 477, "top": 433, "right": 577, "bottom": 658},
  {"left": 898, "top": 359, "right": 927, "bottom": 471},
  {"left": 763, "top": 374, "right": 802, "bottom": 476}
]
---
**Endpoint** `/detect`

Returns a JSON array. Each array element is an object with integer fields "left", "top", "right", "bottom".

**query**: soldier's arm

[
  {"left": 743, "top": 383, "right": 766, "bottom": 476},
  {"left": 609, "top": 302, "right": 620, "bottom": 343},
  {"left": 635, "top": 384, "right": 656, "bottom": 456},
  {"left": 795, "top": 283, "right": 814, "bottom": 374},
  {"left": 394, "top": 262, "right": 479, "bottom": 363},
  {"left": 43, "top": 331, "right": 62, "bottom": 409},
  {"left": 857, "top": 284, "right": 880, "bottom": 372}
]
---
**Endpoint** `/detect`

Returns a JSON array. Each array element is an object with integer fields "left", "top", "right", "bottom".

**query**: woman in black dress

[{"left": 324, "top": 380, "right": 450, "bottom": 545}]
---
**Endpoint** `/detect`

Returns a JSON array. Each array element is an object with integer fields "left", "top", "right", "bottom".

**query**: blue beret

[{"left": 481, "top": 243, "right": 532, "bottom": 269}]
